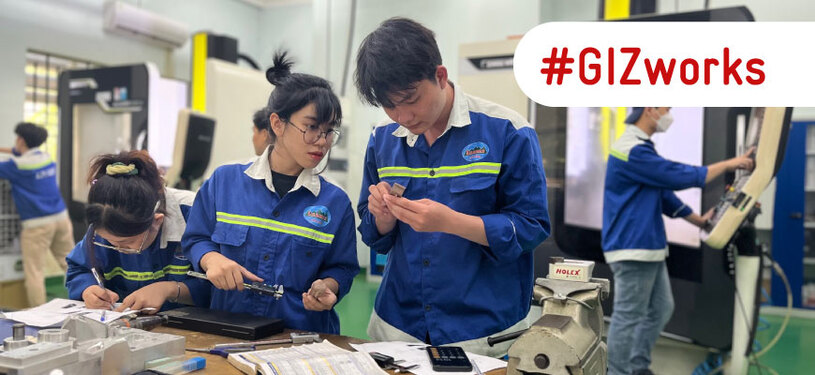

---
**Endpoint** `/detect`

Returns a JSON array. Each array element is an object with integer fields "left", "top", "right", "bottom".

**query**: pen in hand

[{"left": 91, "top": 267, "right": 116, "bottom": 311}]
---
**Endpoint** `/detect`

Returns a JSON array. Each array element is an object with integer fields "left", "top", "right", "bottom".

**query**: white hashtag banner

[{"left": 513, "top": 22, "right": 815, "bottom": 106}]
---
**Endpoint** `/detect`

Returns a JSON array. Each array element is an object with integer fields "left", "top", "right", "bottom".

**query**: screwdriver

[{"left": 212, "top": 332, "right": 321, "bottom": 349}]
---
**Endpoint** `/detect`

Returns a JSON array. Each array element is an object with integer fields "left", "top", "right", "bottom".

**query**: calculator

[{"left": 426, "top": 346, "right": 473, "bottom": 372}]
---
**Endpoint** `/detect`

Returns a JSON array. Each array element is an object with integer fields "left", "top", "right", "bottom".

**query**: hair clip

[
  {"left": 106, "top": 162, "right": 139, "bottom": 176},
  {"left": 91, "top": 179, "right": 98, "bottom": 185}
]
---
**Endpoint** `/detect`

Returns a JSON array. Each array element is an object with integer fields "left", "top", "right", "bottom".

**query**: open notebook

[{"left": 227, "top": 341, "right": 387, "bottom": 375}]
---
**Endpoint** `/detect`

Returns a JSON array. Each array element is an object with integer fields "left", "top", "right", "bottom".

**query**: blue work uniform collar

[
  {"left": 159, "top": 188, "right": 187, "bottom": 249},
  {"left": 244, "top": 145, "right": 321, "bottom": 197},
  {"left": 391, "top": 81, "right": 472, "bottom": 147}
]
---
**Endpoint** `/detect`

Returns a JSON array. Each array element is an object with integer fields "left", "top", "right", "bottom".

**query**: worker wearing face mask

[{"left": 602, "top": 107, "right": 755, "bottom": 375}]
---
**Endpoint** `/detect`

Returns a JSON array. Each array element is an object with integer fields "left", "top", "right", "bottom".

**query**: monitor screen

[{"left": 564, "top": 107, "right": 705, "bottom": 248}]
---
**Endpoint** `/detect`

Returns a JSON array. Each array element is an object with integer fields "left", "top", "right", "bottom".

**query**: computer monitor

[{"left": 165, "top": 109, "right": 215, "bottom": 190}]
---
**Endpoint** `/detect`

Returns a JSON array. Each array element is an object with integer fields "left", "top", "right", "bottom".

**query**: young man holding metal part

[{"left": 355, "top": 17, "right": 551, "bottom": 356}]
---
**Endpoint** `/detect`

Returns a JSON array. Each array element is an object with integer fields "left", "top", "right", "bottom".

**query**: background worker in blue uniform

[
  {"left": 65, "top": 151, "right": 210, "bottom": 312},
  {"left": 0, "top": 122, "right": 74, "bottom": 306},
  {"left": 252, "top": 107, "right": 272, "bottom": 156},
  {"left": 603, "top": 107, "right": 755, "bottom": 375},
  {"left": 354, "top": 18, "right": 551, "bottom": 356},
  {"left": 182, "top": 51, "right": 359, "bottom": 334}
]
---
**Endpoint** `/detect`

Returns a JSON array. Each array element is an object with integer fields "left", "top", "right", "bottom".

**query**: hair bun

[{"left": 266, "top": 50, "right": 294, "bottom": 86}]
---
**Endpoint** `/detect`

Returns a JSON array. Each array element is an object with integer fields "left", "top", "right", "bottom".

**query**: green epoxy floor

[
  {"left": 748, "top": 313, "right": 815, "bottom": 374},
  {"left": 335, "top": 271, "right": 378, "bottom": 340},
  {"left": 44, "top": 272, "right": 814, "bottom": 373}
]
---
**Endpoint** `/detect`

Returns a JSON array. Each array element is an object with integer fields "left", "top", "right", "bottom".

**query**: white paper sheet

[
  {"left": 0, "top": 298, "right": 153, "bottom": 327},
  {"left": 350, "top": 341, "right": 507, "bottom": 375}
]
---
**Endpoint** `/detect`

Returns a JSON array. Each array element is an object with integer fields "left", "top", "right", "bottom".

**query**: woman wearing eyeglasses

[
  {"left": 65, "top": 151, "right": 210, "bottom": 312},
  {"left": 182, "top": 51, "right": 359, "bottom": 334}
]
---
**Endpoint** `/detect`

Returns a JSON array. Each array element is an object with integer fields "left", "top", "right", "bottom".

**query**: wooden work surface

[{"left": 153, "top": 326, "right": 506, "bottom": 375}]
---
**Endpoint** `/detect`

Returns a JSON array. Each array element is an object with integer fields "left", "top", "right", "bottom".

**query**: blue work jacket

[
  {"left": 358, "top": 85, "right": 551, "bottom": 345},
  {"left": 0, "top": 149, "right": 67, "bottom": 227},
  {"left": 602, "top": 125, "right": 708, "bottom": 262},
  {"left": 182, "top": 147, "right": 360, "bottom": 334}
]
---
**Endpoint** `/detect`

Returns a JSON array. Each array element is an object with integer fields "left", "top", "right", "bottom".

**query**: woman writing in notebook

[
  {"left": 182, "top": 51, "right": 359, "bottom": 334},
  {"left": 65, "top": 151, "right": 210, "bottom": 312}
]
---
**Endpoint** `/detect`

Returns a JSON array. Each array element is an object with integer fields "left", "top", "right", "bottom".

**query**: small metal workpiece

[
  {"left": 186, "top": 271, "right": 284, "bottom": 299},
  {"left": 109, "top": 315, "right": 168, "bottom": 331},
  {"left": 389, "top": 183, "right": 406, "bottom": 198},
  {"left": 12, "top": 324, "right": 24, "bottom": 341},
  {"left": 3, "top": 323, "right": 30, "bottom": 351},
  {"left": 37, "top": 329, "right": 70, "bottom": 343}
]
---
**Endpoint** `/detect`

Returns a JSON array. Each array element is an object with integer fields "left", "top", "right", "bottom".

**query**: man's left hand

[{"left": 383, "top": 195, "right": 456, "bottom": 233}]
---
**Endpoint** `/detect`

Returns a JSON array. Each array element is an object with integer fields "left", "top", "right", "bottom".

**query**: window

[{"left": 23, "top": 51, "right": 97, "bottom": 161}]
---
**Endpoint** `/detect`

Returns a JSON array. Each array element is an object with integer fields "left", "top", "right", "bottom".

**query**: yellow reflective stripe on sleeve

[
  {"left": 16, "top": 160, "right": 52, "bottom": 170},
  {"left": 103, "top": 264, "right": 190, "bottom": 281},
  {"left": 377, "top": 162, "right": 501, "bottom": 178},
  {"left": 216, "top": 212, "right": 334, "bottom": 244},
  {"left": 609, "top": 149, "right": 629, "bottom": 162}
]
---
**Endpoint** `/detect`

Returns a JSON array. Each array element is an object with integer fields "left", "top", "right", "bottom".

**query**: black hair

[
  {"left": 14, "top": 122, "right": 48, "bottom": 148},
  {"left": 265, "top": 50, "right": 342, "bottom": 147},
  {"left": 85, "top": 150, "right": 165, "bottom": 237},
  {"left": 253, "top": 108, "right": 270, "bottom": 131},
  {"left": 354, "top": 17, "right": 442, "bottom": 108}
]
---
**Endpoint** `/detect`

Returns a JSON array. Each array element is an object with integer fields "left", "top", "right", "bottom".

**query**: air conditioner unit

[{"left": 103, "top": 0, "right": 189, "bottom": 49}]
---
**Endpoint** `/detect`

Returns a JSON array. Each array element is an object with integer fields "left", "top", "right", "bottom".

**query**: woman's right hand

[
  {"left": 82, "top": 285, "right": 118, "bottom": 309},
  {"left": 368, "top": 182, "right": 398, "bottom": 234},
  {"left": 200, "top": 251, "right": 263, "bottom": 291}
]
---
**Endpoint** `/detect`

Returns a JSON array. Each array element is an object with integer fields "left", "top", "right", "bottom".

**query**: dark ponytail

[
  {"left": 85, "top": 150, "right": 165, "bottom": 237},
  {"left": 264, "top": 50, "right": 343, "bottom": 147}
]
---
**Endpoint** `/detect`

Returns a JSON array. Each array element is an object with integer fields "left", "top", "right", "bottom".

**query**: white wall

[
  {"left": 0, "top": 0, "right": 264, "bottom": 143},
  {"left": 256, "top": 2, "right": 315, "bottom": 74},
  {"left": 540, "top": 0, "right": 599, "bottom": 22},
  {"left": 131, "top": 0, "right": 265, "bottom": 81}
]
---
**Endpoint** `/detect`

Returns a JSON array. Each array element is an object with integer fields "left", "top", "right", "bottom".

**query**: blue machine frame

[{"left": 772, "top": 121, "right": 813, "bottom": 308}]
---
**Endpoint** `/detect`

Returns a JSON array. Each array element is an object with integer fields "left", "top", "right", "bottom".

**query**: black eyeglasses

[
  {"left": 89, "top": 201, "right": 159, "bottom": 255},
  {"left": 285, "top": 120, "right": 340, "bottom": 146}
]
